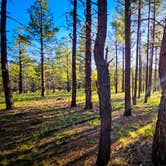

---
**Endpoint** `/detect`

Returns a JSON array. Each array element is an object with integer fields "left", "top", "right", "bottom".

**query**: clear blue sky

[{"left": 7, "top": 0, "right": 116, "bottom": 43}]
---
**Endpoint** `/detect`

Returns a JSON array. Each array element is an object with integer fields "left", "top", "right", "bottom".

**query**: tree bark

[
  {"left": 40, "top": 6, "right": 45, "bottom": 97},
  {"left": 85, "top": 0, "right": 92, "bottom": 109},
  {"left": 147, "top": 0, "right": 156, "bottom": 97},
  {"left": 133, "top": 0, "right": 141, "bottom": 105},
  {"left": 154, "top": 46, "right": 158, "bottom": 92},
  {"left": 19, "top": 45, "right": 23, "bottom": 95},
  {"left": 144, "top": 0, "right": 151, "bottom": 103},
  {"left": 152, "top": 23, "right": 166, "bottom": 165},
  {"left": 94, "top": 0, "right": 112, "bottom": 165},
  {"left": 66, "top": 51, "right": 70, "bottom": 92},
  {"left": 122, "top": 45, "right": 125, "bottom": 92},
  {"left": 71, "top": 0, "right": 77, "bottom": 107},
  {"left": 115, "top": 40, "right": 118, "bottom": 94},
  {"left": 124, "top": 0, "right": 132, "bottom": 116},
  {"left": 1, "top": 0, "right": 14, "bottom": 109}
]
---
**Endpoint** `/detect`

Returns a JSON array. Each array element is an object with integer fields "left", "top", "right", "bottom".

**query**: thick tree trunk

[
  {"left": 85, "top": 0, "right": 92, "bottom": 109},
  {"left": 147, "top": 0, "right": 156, "bottom": 97},
  {"left": 133, "top": 0, "right": 141, "bottom": 105},
  {"left": 1, "top": 0, "right": 14, "bottom": 109},
  {"left": 115, "top": 40, "right": 118, "bottom": 94},
  {"left": 122, "top": 45, "right": 125, "bottom": 92},
  {"left": 71, "top": 0, "right": 77, "bottom": 107},
  {"left": 124, "top": 0, "right": 132, "bottom": 116},
  {"left": 152, "top": 23, "right": 166, "bottom": 165},
  {"left": 94, "top": 0, "right": 112, "bottom": 165},
  {"left": 144, "top": 0, "right": 151, "bottom": 103}
]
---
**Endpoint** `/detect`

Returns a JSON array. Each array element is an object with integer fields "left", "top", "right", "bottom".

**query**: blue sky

[{"left": 7, "top": 0, "right": 116, "bottom": 43}]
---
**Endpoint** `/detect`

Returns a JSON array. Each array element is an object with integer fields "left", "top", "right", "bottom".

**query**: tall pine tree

[{"left": 27, "top": 0, "right": 58, "bottom": 96}]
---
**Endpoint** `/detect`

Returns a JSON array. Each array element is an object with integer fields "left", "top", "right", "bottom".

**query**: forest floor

[{"left": 0, "top": 90, "right": 160, "bottom": 166}]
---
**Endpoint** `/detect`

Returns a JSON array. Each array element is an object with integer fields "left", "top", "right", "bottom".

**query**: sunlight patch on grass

[
  {"left": 113, "top": 123, "right": 155, "bottom": 151},
  {"left": 19, "top": 141, "right": 32, "bottom": 151},
  {"left": 87, "top": 118, "right": 100, "bottom": 126}
]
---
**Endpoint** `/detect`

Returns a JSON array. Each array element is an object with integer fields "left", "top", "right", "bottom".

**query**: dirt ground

[{"left": 0, "top": 96, "right": 158, "bottom": 166}]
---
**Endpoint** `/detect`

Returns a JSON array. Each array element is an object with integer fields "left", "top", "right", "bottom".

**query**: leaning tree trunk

[
  {"left": 85, "top": 0, "right": 92, "bottom": 109},
  {"left": 1, "top": 0, "right": 14, "bottom": 109},
  {"left": 124, "top": 0, "right": 132, "bottom": 116},
  {"left": 94, "top": 0, "right": 112, "bottom": 165},
  {"left": 152, "top": 22, "right": 166, "bottom": 165},
  {"left": 71, "top": 0, "right": 77, "bottom": 107}
]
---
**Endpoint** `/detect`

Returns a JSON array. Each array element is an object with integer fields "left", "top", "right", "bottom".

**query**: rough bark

[
  {"left": 94, "top": 0, "right": 112, "bottom": 165},
  {"left": 152, "top": 23, "right": 166, "bottom": 165},
  {"left": 66, "top": 51, "right": 70, "bottom": 92},
  {"left": 154, "top": 46, "right": 158, "bottom": 91},
  {"left": 1, "top": 0, "right": 14, "bottom": 109},
  {"left": 19, "top": 46, "right": 23, "bottom": 95},
  {"left": 138, "top": 32, "right": 142, "bottom": 98},
  {"left": 122, "top": 45, "right": 125, "bottom": 92},
  {"left": 40, "top": 6, "right": 45, "bottom": 97},
  {"left": 71, "top": 0, "right": 77, "bottom": 107},
  {"left": 144, "top": 0, "right": 151, "bottom": 103},
  {"left": 147, "top": 0, "right": 156, "bottom": 97},
  {"left": 85, "top": 0, "right": 92, "bottom": 109},
  {"left": 124, "top": 0, "right": 132, "bottom": 116},
  {"left": 133, "top": 0, "right": 141, "bottom": 105},
  {"left": 115, "top": 40, "right": 118, "bottom": 94}
]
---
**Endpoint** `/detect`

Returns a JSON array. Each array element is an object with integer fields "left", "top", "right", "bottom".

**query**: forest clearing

[
  {"left": 0, "top": 90, "right": 160, "bottom": 165},
  {"left": 1, "top": 0, "right": 166, "bottom": 165}
]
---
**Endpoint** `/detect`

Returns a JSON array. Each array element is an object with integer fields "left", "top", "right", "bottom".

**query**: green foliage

[
  {"left": 27, "top": 0, "right": 58, "bottom": 41},
  {"left": 87, "top": 118, "right": 100, "bottom": 126}
]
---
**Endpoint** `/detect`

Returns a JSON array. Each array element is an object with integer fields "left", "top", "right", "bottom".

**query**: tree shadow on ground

[{"left": 0, "top": 97, "right": 158, "bottom": 165}]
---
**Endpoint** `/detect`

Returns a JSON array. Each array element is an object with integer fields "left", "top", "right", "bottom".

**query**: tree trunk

[
  {"left": 124, "top": 0, "right": 132, "bottom": 116},
  {"left": 147, "top": 0, "right": 156, "bottom": 97},
  {"left": 154, "top": 46, "right": 158, "bottom": 92},
  {"left": 66, "top": 51, "right": 70, "bottom": 92},
  {"left": 18, "top": 41, "right": 23, "bottom": 95},
  {"left": 85, "top": 0, "right": 92, "bottom": 109},
  {"left": 19, "top": 53, "right": 23, "bottom": 94},
  {"left": 94, "top": 0, "right": 112, "bottom": 165},
  {"left": 122, "top": 45, "right": 125, "bottom": 92},
  {"left": 133, "top": 0, "right": 141, "bottom": 105},
  {"left": 138, "top": 29, "right": 142, "bottom": 98},
  {"left": 1, "top": 0, "right": 14, "bottom": 110},
  {"left": 40, "top": 7, "right": 45, "bottom": 97},
  {"left": 71, "top": 0, "right": 77, "bottom": 107},
  {"left": 115, "top": 40, "right": 118, "bottom": 94},
  {"left": 144, "top": 0, "right": 151, "bottom": 103},
  {"left": 152, "top": 23, "right": 166, "bottom": 165}
]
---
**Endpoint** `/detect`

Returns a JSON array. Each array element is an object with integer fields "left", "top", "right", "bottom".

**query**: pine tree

[
  {"left": 124, "top": 0, "right": 132, "bottom": 116},
  {"left": 1, "top": 0, "right": 14, "bottom": 109},
  {"left": 94, "top": 0, "right": 112, "bottom": 164},
  {"left": 152, "top": 21, "right": 166, "bottom": 165},
  {"left": 27, "top": 0, "right": 58, "bottom": 96}
]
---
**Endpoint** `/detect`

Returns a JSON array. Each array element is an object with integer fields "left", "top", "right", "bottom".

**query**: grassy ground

[{"left": 0, "top": 89, "right": 160, "bottom": 165}]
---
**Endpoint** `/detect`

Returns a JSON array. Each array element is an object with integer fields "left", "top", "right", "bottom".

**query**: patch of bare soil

[{"left": 0, "top": 98, "right": 157, "bottom": 166}]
